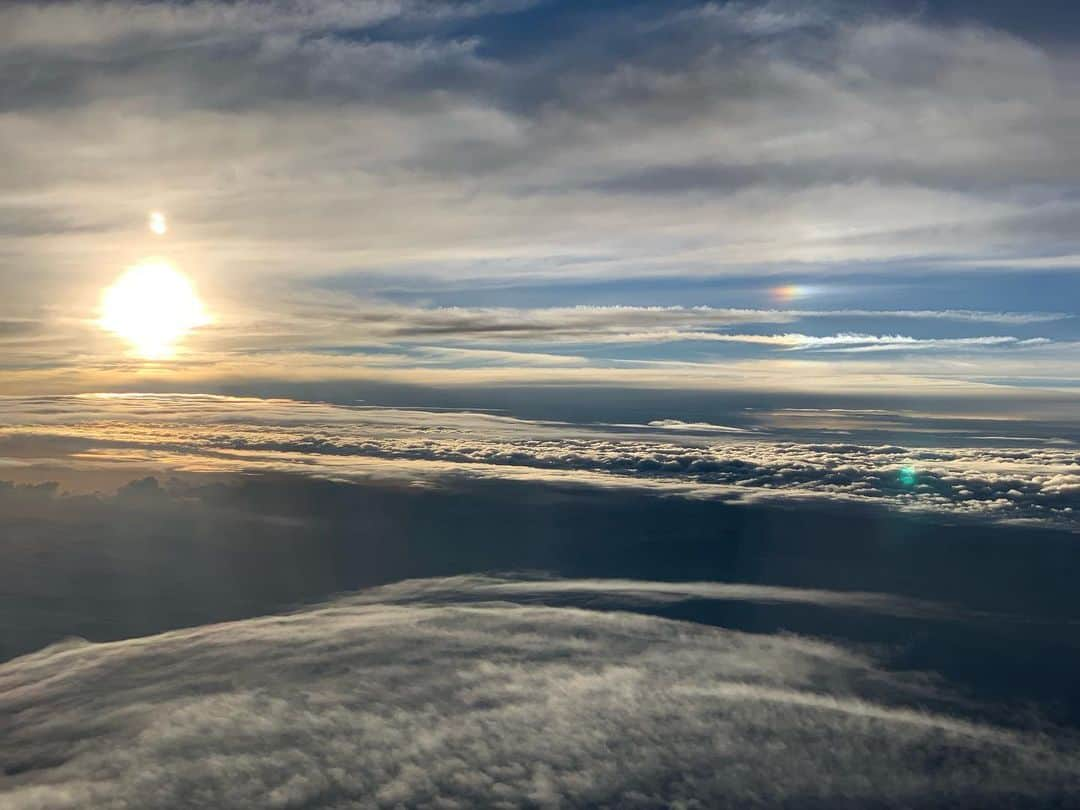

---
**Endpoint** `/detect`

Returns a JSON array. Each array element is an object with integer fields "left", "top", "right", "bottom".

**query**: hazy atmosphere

[{"left": 2, "top": 2, "right": 1080, "bottom": 808}]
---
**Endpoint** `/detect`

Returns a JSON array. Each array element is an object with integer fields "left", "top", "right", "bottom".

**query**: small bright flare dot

[
  {"left": 100, "top": 260, "right": 210, "bottom": 359},
  {"left": 148, "top": 211, "right": 167, "bottom": 235}
]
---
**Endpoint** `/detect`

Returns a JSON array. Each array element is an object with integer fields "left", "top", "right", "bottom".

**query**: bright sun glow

[
  {"left": 100, "top": 260, "right": 210, "bottom": 359},
  {"left": 148, "top": 211, "right": 167, "bottom": 235}
]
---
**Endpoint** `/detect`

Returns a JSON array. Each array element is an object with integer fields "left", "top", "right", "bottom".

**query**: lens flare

[
  {"left": 100, "top": 260, "right": 210, "bottom": 359},
  {"left": 148, "top": 211, "right": 167, "bottom": 235},
  {"left": 899, "top": 466, "right": 917, "bottom": 487}
]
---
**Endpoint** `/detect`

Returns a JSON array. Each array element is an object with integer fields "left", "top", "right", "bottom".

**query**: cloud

[
  {"left": 365, "top": 574, "right": 962, "bottom": 621},
  {"left": 586, "top": 332, "right": 1050, "bottom": 352},
  {"left": 272, "top": 300, "right": 1070, "bottom": 345},
  {"left": 2, "top": 576, "right": 1078, "bottom": 808},
  {"left": 0, "top": 0, "right": 524, "bottom": 50},
  {"left": 639, "top": 419, "right": 752, "bottom": 433},
  {"left": 2, "top": 0, "right": 1079, "bottom": 286},
  {"left": 0, "top": 1, "right": 1078, "bottom": 392},
  {"left": 6, "top": 294, "right": 1067, "bottom": 393},
  {"left": 0, "top": 319, "right": 41, "bottom": 340},
  {"left": 410, "top": 345, "right": 590, "bottom": 367},
  {"left": 785, "top": 334, "right": 1051, "bottom": 352},
  {"left": 1, "top": 394, "right": 1078, "bottom": 528}
]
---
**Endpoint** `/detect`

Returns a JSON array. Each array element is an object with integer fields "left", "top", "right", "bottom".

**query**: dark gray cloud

[
  {"left": 0, "top": 318, "right": 40, "bottom": 339},
  {"left": 3, "top": 576, "right": 1079, "bottom": 808}
]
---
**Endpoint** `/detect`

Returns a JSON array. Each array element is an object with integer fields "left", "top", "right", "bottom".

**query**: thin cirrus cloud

[
  {"left": 140, "top": 299, "right": 1076, "bottom": 356},
  {"left": 283, "top": 301, "right": 1066, "bottom": 344},
  {"left": 371, "top": 575, "right": 963, "bottom": 621},
  {"left": 4, "top": 291, "right": 1074, "bottom": 395}
]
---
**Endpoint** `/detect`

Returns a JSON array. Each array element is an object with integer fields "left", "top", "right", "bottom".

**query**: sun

[
  {"left": 148, "top": 211, "right": 167, "bottom": 235},
  {"left": 100, "top": 260, "right": 210, "bottom": 359}
]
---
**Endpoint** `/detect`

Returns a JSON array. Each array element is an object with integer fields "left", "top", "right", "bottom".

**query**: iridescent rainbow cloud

[{"left": 771, "top": 284, "right": 814, "bottom": 303}]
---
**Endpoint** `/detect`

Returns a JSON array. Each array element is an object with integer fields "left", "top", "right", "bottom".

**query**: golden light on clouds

[
  {"left": 100, "top": 260, "right": 210, "bottom": 359},
  {"left": 148, "top": 211, "right": 167, "bottom": 235}
]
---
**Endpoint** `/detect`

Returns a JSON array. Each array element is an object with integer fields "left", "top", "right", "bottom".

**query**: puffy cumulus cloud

[
  {"left": 3, "top": 576, "right": 1079, "bottom": 808},
  {"left": 1, "top": 394, "right": 1079, "bottom": 528}
]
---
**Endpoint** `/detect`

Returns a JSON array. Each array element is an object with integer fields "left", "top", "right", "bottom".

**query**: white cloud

[
  {"left": 787, "top": 334, "right": 1049, "bottom": 352},
  {"left": 376, "top": 574, "right": 961, "bottom": 620},
  {"left": 2, "top": 576, "right": 1078, "bottom": 808},
  {"left": 640, "top": 419, "right": 752, "bottom": 433},
  {"left": 3, "top": 294, "right": 1066, "bottom": 392},
  {"left": 1, "top": 394, "right": 1078, "bottom": 528}
]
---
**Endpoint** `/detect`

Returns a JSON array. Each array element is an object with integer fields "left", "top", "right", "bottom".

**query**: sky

[
  {"left": 3, "top": 2, "right": 1080, "bottom": 808},
  {"left": 1, "top": 0, "right": 1080, "bottom": 400}
]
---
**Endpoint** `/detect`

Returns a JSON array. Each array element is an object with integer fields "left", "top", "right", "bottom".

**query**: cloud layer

[
  {"left": 3, "top": 576, "right": 1079, "bottom": 808},
  {"left": 1, "top": 0, "right": 1080, "bottom": 392},
  {"left": 4, "top": 0, "right": 1078, "bottom": 275},
  {"left": 2, "top": 393, "right": 1078, "bottom": 528}
]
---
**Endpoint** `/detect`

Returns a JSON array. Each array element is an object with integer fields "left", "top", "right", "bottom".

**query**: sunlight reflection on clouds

[{"left": 1, "top": 394, "right": 1077, "bottom": 528}]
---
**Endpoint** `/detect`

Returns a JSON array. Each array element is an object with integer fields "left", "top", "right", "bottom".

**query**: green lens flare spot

[{"left": 899, "top": 466, "right": 917, "bottom": 486}]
